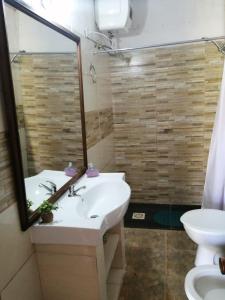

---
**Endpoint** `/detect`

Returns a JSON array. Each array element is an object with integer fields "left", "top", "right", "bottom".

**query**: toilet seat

[
  {"left": 181, "top": 209, "right": 225, "bottom": 234},
  {"left": 185, "top": 265, "right": 225, "bottom": 300},
  {"left": 181, "top": 209, "right": 225, "bottom": 265}
]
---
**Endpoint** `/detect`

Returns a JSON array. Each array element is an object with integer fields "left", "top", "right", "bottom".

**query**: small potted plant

[
  {"left": 27, "top": 199, "right": 33, "bottom": 215},
  {"left": 38, "top": 200, "right": 58, "bottom": 223}
]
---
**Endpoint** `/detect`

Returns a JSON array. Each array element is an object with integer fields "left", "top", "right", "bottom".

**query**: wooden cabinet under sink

[{"left": 35, "top": 221, "right": 126, "bottom": 300}]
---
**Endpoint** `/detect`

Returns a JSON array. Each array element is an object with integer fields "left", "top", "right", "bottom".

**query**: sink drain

[{"left": 90, "top": 214, "right": 99, "bottom": 219}]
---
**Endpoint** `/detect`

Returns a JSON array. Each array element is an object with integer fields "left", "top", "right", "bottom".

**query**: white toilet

[
  {"left": 181, "top": 209, "right": 225, "bottom": 300},
  {"left": 185, "top": 265, "right": 225, "bottom": 300},
  {"left": 180, "top": 209, "right": 225, "bottom": 266}
]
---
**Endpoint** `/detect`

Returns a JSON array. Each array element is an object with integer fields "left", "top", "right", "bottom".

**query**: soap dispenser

[
  {"left": 86, "top": 163, "right": 99, "bottom": 178},
  {"left": 64, "top": 162, "right": 77, "bottom": 177}
]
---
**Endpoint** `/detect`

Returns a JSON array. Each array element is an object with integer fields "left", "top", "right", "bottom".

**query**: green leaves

[
  {"left": 38, "top": 200, "right": 58, "bottom": 214},
  {"left": 27, "top": 199, "right": 33, "bottom": 209}
]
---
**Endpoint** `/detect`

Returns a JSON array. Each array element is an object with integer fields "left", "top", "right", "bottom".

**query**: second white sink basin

[{"left": 76, "top": 180, "right": 130, "bottom": 228}]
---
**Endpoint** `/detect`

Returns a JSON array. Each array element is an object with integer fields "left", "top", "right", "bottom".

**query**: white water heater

[{"left": 95, "top": 0, "right": 132, "bottom": 32}]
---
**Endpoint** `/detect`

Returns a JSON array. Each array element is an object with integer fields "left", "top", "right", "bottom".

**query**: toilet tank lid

[{"left": 180, "top": 209, "right": 225, "bottom": 234}]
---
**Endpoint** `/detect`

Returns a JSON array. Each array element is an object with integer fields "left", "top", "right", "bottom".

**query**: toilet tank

[{"left": 95, "top": 0, "right": 132, "bottom": 32}]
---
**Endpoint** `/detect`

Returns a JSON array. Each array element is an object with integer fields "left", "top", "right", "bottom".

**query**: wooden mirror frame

[{"left": 0, "top": 0, "right": 87, "bottom": 230}]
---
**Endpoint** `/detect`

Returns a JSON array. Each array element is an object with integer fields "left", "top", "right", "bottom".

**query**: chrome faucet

[
  {"left": 68, "top": 185, "right": 86, "bottom": 197},
  {"left": 46, "top": 181, "right": 57, "bottom": 193},
  {"left": 39, "top": 181, "right": 57, "bottom": 196}
]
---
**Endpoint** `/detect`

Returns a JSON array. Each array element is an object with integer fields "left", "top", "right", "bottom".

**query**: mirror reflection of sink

[
  {"left": 25, "top": 176, "right": 50, "bottom": 210},
  {"left": 76, "top": 180, "right": 130, "bottom": 229},
  {"left": 31, "top": 173, "right": 131, "bottom": 246},
  {"left": 25, "top": 170, "right": 71, "bottom": 211}
]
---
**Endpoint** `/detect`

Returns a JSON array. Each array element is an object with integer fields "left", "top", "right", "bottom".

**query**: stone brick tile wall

[
  {"left": 110, "top": 43, "right": 224, "bottom": 205},
  {"left": 19, "top": 54, "right": 83, "bottom": 175}
]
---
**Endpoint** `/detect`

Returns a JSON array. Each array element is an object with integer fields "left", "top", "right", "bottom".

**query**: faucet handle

[
  {"left": 39, "top": 183, "right": 52, "bottom": 194},
  {"left": 219, "top": 257, "right": 225, "bottom": 274},
  {"left": 68, "top": 185, "right": 74, "bottom": 197},
  {"left": 74, "top": 186, "right": 86, "bottom": 194},
  {"left": 46, "top": 181, "right": 57, "bottom": 193},
  {"left": 68, "top": 185, "right": 86, "bottom": 197}
]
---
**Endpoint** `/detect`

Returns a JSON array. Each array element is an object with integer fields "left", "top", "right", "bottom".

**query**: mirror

[{"left": 0, "top": 0, "right": 87, "bottom": 229}]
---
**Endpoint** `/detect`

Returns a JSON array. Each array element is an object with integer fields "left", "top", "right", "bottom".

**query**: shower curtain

[{"left": 203, "top": 61, "right": 225, "bottom": 209}]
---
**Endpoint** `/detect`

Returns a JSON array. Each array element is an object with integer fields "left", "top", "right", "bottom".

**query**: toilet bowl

[
  {"left": 180, "top": 209, "right": 225, "bottom": 265},
  {"left": 185, "top": 265, "right": 225, "bottom": 300}
]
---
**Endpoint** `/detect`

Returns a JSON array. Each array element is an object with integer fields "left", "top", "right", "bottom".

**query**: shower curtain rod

[
  {"left": 94, "top": 36, "right": 225, "bottom": 54},
  {"left": 10, "top": 51, "right": 76, "bottom": 55},
  {"left": 10, "top": 51, "right": 76, "bottom": 63}
]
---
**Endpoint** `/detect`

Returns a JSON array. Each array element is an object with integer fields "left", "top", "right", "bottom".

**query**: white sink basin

[
  {"left": 77, "top": 180, "right": 130, "bottom": 227},
  {"left": 185, "top": 265, "right": 225, "bottom": 300},
  {"left": 31, "top": 173, "right": 131, "bottom": 246}
]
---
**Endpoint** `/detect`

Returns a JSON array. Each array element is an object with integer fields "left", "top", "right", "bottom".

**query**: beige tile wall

[
  {"left": 15, "top": 105, "right": 25, "bottom": 129},
  {"left": 82, "top": 39, "right": 115, "bottom": 171},
  {"left": 0, "top": 132, "right": 15, "bottom": 213},
  {"left": 110, "top": 43, "right": 224, "bottom": 205},
  {"left": 86, "top": 108, "right": 113, "bottom": 148},
  {"left": 18, "top": 54, "right": 83, "bottom": 175}
]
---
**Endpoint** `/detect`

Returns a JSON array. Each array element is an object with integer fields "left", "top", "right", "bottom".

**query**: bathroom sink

[
  {"left": 31, "top": 173, "right": 131, "bottom": 245},
  {"left": 25, "top": 170, "right": 71, "bottom": 210},
  {"left": 76, "top": 180, "right": 130, "bottom": 227},
  {"left": 185, "top": 265, "right": 225, "bottom": 300}
]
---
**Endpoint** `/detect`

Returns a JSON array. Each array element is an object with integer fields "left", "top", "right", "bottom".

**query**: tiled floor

[{"left": 119, "top": 228, "right": 196, "bottom": 300}]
